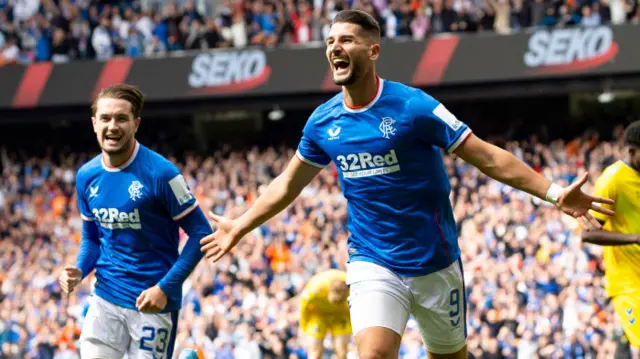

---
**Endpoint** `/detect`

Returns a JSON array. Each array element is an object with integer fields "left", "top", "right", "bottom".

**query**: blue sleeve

[
  {"left": 76, "top": 220, "right": 100, "bottom": 280},
  {"left": 76, "top": 177, "right": 94, "bottom": 221},
  {"left": 296, "top": 117, "right": 332, "bottom": 168},
  {"left": 156, "top": 166, "right": 212, "bottom": 297},
  {"left": 410, "top": 91, "right": 472, "bottom": 153},
  {"left": 157, "top": 167, "right": 199, "bottom": 221},
  {"left": 75, "top": 177, "right": 100, "bottom": 279}
]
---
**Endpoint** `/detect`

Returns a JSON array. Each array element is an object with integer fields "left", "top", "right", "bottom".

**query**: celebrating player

[
  {"left": 200, "top": 10, "right": 614, "bottom": 359},
  {"left": 582, "top": 121, "right": 640, "bottom": 359},
  {"left": 59, "top": 84, "right": 212, "bottom": 359},
  {"left": 298, "top": 270, "right": 351, "bottom": 359}
]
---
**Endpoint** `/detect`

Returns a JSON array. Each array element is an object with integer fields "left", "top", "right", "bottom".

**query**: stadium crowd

[
  {"left": 0, "top": 0, "right": 639, "bottom": 65},
  {"left": 0, "top": 121, "right": 636, "bottom": 359}
]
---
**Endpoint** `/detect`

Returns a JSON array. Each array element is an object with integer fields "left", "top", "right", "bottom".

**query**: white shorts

[
  {"left": 346, "top": 259, "right": 467, "bottom": 355},
  {"left": 80, "top": 295, "right": 179, "bottom": 359}
]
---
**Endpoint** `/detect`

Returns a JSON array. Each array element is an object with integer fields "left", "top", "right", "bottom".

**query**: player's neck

[
  {"left": 623, "top": 156, "right": 640, "bottom": 173},
  {"left": 103, "top": 140, "right": 136, "bottom": 168},
  {"left": 343, "top": 72, "right": 379, "bottom": 109}
]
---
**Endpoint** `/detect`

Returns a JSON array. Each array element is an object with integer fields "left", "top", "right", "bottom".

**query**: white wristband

[{"left": 545, "top": 183, "right": 563, "bottom": 204}]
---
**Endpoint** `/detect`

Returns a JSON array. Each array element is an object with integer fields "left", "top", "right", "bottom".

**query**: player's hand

[
  {"left": 556, "top": 173, "right": 615, "bottom": 230},
  {"left": 200, "top": 211, "right": 244, "bottom": 263},
  {"left": 59, "top": 266, "right": 83, "bottom": 296},
  {"left": 136, "top": 285, "right": 168, "bottom": 313}
]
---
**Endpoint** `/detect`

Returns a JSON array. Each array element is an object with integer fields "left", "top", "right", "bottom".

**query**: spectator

[
  {"left": 203, "top": 18, "right": 226, "bottom": 48},
  {"left": 488, "top": 0, "right": 511, "bottom": 34},
  {"left": 125, "top": 27, "right": 144, "bottom": 57},
  {"left": 3, "top": 0, "right": 639, "bottom": 65},
  {"left": 0, "top": 37, "right": 19, "bottom": 65},
  {"left": 91, "top": 16, "right": 113, "bottom": 60},
  {"left": 145, "top": 34, "right": 167, "bottom": 56},
  {"left": 51, "top": 28, "right": 72, "bottom": 63},
  {"left": 410, "top": 3, "right": 429, "bottom": 39},
  {"left": 581, "top": 5, "right": 602, "bottom": 26},
  {"left": 184, "top": 19, "right": 205, "bottom": 50}
]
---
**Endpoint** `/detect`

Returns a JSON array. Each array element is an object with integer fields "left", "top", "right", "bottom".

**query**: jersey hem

[
  {"left": 94, "top": 287, "right": 179, "bottom": 313},
  {"left": 347, "top": 253, "right": 461, "bottom": 278}
]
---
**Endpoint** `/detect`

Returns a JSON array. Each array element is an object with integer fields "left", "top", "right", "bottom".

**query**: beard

[{"left": 333, "top": 62, "right": 360, "bottom": 86}]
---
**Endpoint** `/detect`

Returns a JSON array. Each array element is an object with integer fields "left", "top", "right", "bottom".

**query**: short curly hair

[{"left": 623, "top": 120, "right": 640, "bottom": 147}]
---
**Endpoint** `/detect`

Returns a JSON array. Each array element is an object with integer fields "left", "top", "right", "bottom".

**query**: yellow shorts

[
  {"left": 613, "top": 295, "right": 640, "bottom": 347},
  {"left": 300, "top": 313, "right": 352, "bottom": 339}
]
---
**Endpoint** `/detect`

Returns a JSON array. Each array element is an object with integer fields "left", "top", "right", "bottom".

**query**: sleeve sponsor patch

[
  {"left": 168, "top": 174, "right": 194, "bottom": 206},
  {"left": 433, "top": 103, "right": 462, "bottom": 131}
]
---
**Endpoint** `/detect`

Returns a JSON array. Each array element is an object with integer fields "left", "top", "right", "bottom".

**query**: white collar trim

[
  {"left": 101, "top": 141, "right": 140, "bottom": 172},
  {"left": 343, "top": 78, "right": 385, "bottom": 114}
]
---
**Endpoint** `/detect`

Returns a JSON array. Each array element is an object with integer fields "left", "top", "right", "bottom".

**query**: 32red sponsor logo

[
  {"left": 523, "top": 26, "right": 619, "bottom": 74},
  {"left": 188, "top": 49, "right": 271, "bottom": 94}
]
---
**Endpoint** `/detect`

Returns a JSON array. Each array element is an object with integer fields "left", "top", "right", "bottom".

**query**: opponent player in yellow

[
  {"left": 298, "top": 269, "right": 351, "bottom": 359},
  {"left": 583, "top": 120, "right": 640, "bottom": 359}
]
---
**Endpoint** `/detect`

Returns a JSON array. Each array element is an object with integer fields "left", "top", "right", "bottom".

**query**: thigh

[
  {"left": 612, "top": 295, "right": 640, "bottom": 348},
  {"left": 329, "top": 313, "right": 352, "bottom": 338},
  {"left": 127, "top": 310, "right": 179, "bottom": 359},
  {"left": 347, "top": 261, "right": 412, "bottom": 337},
  {"left": 80, "top": 296, "right": 130, "bottom": 358},
  {"left": 301, "top": 313, "right": 329, "bottom": 339},
  {"left": 409, "top": 259, "right": 467, "bottom": 356}
]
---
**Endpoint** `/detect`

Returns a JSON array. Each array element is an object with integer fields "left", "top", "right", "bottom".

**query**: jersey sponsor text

[
  {"left": 336, "top": 149, "right": 400, "bottom": 178},
  {"left": 92, "top": 208, "right": 142, "bottom": 230}
]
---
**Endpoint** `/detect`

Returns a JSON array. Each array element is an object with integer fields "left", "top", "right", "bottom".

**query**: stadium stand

[
  {"left": 0, "top": 121, "right": 636, "bottom": 358},
  {"left": 0, "top": 0, "right": 638, "bottom": 65}
]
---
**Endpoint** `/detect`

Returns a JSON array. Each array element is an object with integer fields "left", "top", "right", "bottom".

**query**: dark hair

[
  {"left": 332, "top": 9, "right": 381, "bottom": 41},
  {"left": 624, "top": 120, "right": 640, "bottom": 147},
  {"left": 92, "top": 84, "right": 144, "bottom": 118}
]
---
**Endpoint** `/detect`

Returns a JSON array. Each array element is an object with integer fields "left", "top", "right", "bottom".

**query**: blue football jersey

[
  {"left": 296, "top": 78, "right": 472, "bottom": 276},
  {"left": 75, "top": 141, "right": 205, "bottom": 311}
]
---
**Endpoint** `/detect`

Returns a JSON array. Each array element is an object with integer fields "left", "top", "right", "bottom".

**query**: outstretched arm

[
  {"left": 453, "top": 134, "right": 552, "bottom": 200},
  {"left": 201, "top": 155, "right": 322, "bottom": 262},
  {"left": 582, "top": 227, "right": 640, "bottom": 246},
  {"left": 233, "top": 155, "right": 322, "bottom": 238},
  {"left": 453, "top": 134, "right": 614, "bottom": 228}
]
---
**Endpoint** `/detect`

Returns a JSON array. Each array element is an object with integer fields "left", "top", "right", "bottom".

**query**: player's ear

[
  {"left": 91, "top": 117, "right": 98, "bottom": 133},
  {"left": 369, "top": 43, "right": 380, "bottom": 61},
  {"left": 134, "top": 117, "right": 141, "bottom": 132}
]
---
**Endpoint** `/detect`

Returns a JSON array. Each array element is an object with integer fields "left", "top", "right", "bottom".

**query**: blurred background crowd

[
  {"left": 0, "top": 0, "right": 639, "bottom": 66},
  {"left": 0, "top": 120, "right": 636, "bottom": 359}
]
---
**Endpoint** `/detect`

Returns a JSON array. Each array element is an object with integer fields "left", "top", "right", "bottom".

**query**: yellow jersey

[
  {"left": 590, "top": 160, "right": 640, "bottom": 297},
  {"left": 300, "top": 270, "right": 349, "bottom": 315}
]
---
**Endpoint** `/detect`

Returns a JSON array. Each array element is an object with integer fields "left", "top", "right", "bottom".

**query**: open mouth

[
  {"left": 105, "top": 134, "right": 122, "bottom": 145},
  {"left": 332, "top": 58, "right": 350, "bottom": 74}
]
